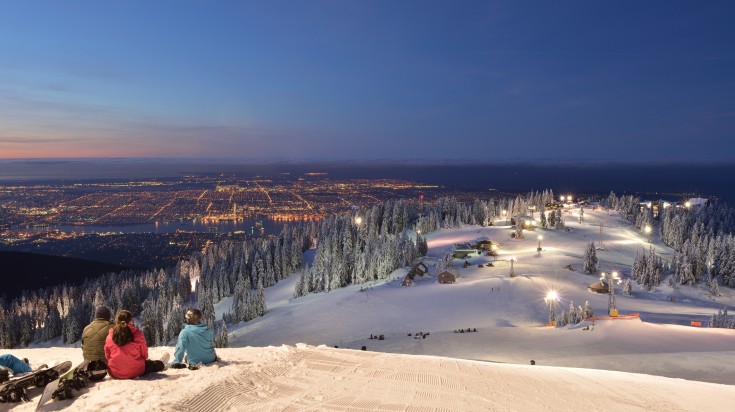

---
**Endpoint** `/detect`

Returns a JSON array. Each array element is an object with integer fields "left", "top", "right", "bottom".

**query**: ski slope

[{"left": 7, "top": 207, "right": 735, "bottom": 411}]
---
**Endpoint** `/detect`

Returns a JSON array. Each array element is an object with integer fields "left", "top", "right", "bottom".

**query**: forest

[{"left": 2, "top": 189, "right": 734, "bottom": 348}]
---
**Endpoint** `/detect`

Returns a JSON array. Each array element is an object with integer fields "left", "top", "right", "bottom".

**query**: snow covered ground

[{"left": 6, "top": 207, "right": 735, "bottom": 410}]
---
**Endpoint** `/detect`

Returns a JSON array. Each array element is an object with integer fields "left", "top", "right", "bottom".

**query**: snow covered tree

[
  {"left": 710, "top": 277, "right": 721, "bottom": 297},
  {"left": 709, "top": 308, "right": 733, "bottom": 328},
  {"left": 622, "top": 278, "right": 632, "bottom": 295},
  {"left": 214, "top": 319, "right": 229, "bottom": 348},
  {"left": 436, "top": 251, "right": 453, "bottom": 274},
  {"left": 554, "top": 209, "right": 564, "bottom": 230},
  {"left": 514, "top": 220, "right": 524, "bottom": 239},
  {"left": 416, "top": 233, "right": 428, "bottom": 257},
  {"left": 548, "top": 209, "right": 557, "bottom": 228},
  {"left": 568, "top": 302, "right": 580, "bottom": 324},
  {"left": 540, "top": 205, "right": 548, "bottom": 228},
  {"left": 582, "top": 301, "right": 593, "bottom": 320},
  {"left": 583, "top": 242, "right": 598, "bottom": 274}
]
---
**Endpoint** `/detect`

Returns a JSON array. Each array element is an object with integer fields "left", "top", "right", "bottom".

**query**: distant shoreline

[{"left": 0, "top": 159, "right": 732, "bottom": 203}]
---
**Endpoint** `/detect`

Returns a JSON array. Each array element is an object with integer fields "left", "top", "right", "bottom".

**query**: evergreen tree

[
  {"left": 582, "top": 301, "right": 594, "bottom": 319},
  {"left": 214, "top": 318, "right": 229, "bottom": 348},
  {"left": 583, "top": 242, "right": 598, "bottom": 274},
  {"left": 540, "top": 206, "right": 548, "bottom": 228},
  {"left": 554, "top": 209, "right": 564, "bottom": 229},
  {"left": 416, "top": 233, "right": 428, "bottom": 257},
  {"left": 622, "top": 278, "right": 632, "bottom": 295},
  {"left": 710, "top": 277, "right": 721, "bottom": 297}
]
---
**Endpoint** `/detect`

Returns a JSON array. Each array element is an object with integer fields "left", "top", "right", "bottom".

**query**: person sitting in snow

[
  {"left": 170, "top": 308, "right": 217, "bottom": 368},
  {"left": 104, "top": 310, "right": 167, "bottom": 379},
  {"left": 82, "top": 306, "right": 114, "bottom": 380},
  {"left": 0, "top": 354, "right": 32, "bottom": 376}
]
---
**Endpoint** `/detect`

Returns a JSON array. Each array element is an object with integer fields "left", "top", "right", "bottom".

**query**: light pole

[
  {"left": 644, "top": 225, "right": 651, "bottom": 243},
  {"left": 600, "top": 271, "right": 621, "bottom": 316},
  {"left": 355, "top": 216, "right": 362, "bottom": 226},
  {"left": 502, "top": 209, "right": 507, "bottom": 225},
  {"left": 529, "top": 205, "right": 535, "bottom": 218},
  {"left": 491, "top": 244, "right": 498, "bottom": 261},
  {"left": 537, "top": 235, "right": 543, "bottom": 252},
  {"left": 509, "top": 257, "right": 516, "bottom": 278},
  {"left": 544, "top": 290, "right": 559, "bottom": 326}
]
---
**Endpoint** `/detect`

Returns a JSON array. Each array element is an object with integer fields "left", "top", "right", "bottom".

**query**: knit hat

[{"left": 95, "top": 306, "right": 112, "bottom": 320}]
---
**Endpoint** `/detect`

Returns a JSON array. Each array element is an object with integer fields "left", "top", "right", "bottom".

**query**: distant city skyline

[{"left": 1, "top": 1, "right": 735, "bottom": 162}]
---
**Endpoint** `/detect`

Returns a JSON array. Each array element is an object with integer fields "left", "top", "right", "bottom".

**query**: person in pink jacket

[{"left": 104, "top": 310, "right": 166, "bottom": 379}]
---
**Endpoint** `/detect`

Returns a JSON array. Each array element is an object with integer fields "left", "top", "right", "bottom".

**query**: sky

[{"left": 1, "top": 1, "right": 735, "bottom": 162}]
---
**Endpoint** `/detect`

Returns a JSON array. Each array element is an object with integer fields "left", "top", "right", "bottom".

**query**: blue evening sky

[{"left": 1, "top": 1, "right": 734, "bottom": 162}]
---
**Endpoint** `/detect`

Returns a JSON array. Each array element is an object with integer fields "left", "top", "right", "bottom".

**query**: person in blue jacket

[
  {"left": 170, "top": 308, "right": 217, "bottom": 367},
  {"left": 0, "top": 354, "right": 32, "bottom": 375}
]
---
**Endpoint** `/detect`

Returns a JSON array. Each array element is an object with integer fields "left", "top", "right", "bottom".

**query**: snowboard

[
  {"left": 36, "top": 359, "right": 108, "bottom": 409},
  {"left": 0, "top": 361, "right": 72, "bottom": 403}
]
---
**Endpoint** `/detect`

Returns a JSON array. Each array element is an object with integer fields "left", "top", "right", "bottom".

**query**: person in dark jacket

[
  {"left": 104, "top": 310, "right": 167, "bottom": 379},
  {"left": 82, "top": 306, "right": 114, "bottom": 365},
  {"left": 171, "top": 308, "right": 217, "bottom": 367}
]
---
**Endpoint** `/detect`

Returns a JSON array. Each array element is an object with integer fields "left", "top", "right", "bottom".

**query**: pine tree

[
  {"left": 710, "top": 277, "right": 721, "bottom": 297},
  {"left": 416, "top": 233, "right": 428, "bottom": 256},
  {"left": 555, "top": 209, "right": 564, "bottom": 229},
  {"left": 540, "top": 206, "right": 548, "bottom": 228},
  {"left": 583, "top": 301, "right": 594, "bottom": 319},
  {"left": 200, "top": 288, "right": 216, "bottom": 329},
  {"left": 215, "top": 319, "right": 229, "bottom": 348},
  {"left": 583, "top": 242, "right": 598, "bottom": 274},
  {"left": 622, "top": 278, "right": 632, "bottom": 295}
]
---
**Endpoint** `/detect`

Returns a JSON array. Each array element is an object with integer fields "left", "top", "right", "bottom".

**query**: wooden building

[{"left": 438, "top": 271, "right": 456, "bottom": 284}]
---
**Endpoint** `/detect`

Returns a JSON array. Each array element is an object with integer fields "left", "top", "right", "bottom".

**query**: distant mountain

[{"left": 0, "top": 251, "right": 129, "bottom": 300}]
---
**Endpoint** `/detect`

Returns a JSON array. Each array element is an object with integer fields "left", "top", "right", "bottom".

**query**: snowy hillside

[
  {"left": 7, "top": 206, "right": 735, "bottom": 410},
  {"left": 8, "top": 344, "right": 735, "bottom": 412}
]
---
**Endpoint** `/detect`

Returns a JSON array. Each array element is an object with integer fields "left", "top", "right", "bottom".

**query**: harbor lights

[{"left": 544, "top": 290, "right": 559, "bottom": 326}]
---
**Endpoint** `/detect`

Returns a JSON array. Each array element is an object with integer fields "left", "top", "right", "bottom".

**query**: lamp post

[
  {"left": 502, "top": 209, "right": 507, "bottom": 225},
  {"left": 544, "top": 290, "right": 559, "bottom": 326},
  {"left": 529, "top": 205, "right": 535, "bottom": 218},
  {"left": 644, "top": 225, "right": 651, "bottom": 243},
  {"left": 491, "top": 244, "right": 498, "bottom": 261},
  {"left": 355, "top": 216, "right": 362, "bottom": 226},
  {"left": 537, "top": 235, "right": 543, "bottom": 252},
  {"left": 509, "top": 257, "right": 516, "bottom": 278},
  {"left": 600, "top": 271, "right": 621, "bottom": 316}
]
